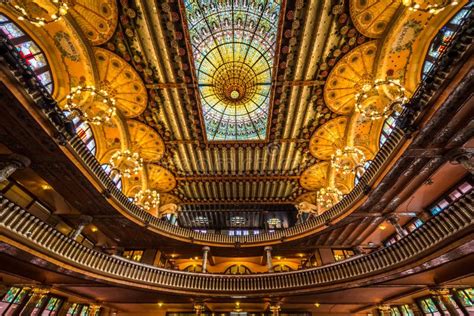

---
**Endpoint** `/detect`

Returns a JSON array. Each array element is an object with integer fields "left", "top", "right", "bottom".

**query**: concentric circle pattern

[{"left": 184, "top": 0, "right": 281, "bottom": 141}]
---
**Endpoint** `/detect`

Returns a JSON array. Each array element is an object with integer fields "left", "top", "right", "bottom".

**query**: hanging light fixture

[
  {"left": 316, "top": 187, "right": 344, "bottom": 210},
  {"left": 109, "top": 150, "right": 143, "bottom": 178},
  {"left": 134, "top": 189, "right": 160, "bottom": 211},
  {"left": 331, "top": 146, "right": 366, "bottom": 175},
  {"left": 15, "top": 0, "right": 69, "bottom": 27},
  {"left": 402, "top": 0, "right": 459, "bottom": 14},
  {"left": 354, "top": 79, "right": 408, "bottom": 121},
  {"left": 65, "top": 86, "right": 116, "bottom": 125}
]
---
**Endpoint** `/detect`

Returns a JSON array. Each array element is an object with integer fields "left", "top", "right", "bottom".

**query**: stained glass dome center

[{"left": 184, "top": 0, "right": 281, "bottom": 141}]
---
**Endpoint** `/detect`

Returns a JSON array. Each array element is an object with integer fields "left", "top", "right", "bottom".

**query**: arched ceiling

[{"left": 1, "top": 0, "right": 468, "bottom": 221}]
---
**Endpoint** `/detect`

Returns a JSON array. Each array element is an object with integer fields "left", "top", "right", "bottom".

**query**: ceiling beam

[{"left": 176, "top": 175, "right": 301, "bottom": 181}]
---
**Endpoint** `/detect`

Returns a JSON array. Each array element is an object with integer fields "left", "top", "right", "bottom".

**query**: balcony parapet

[{"left": 0, "top": 193, "right": 472, "bottom": 297}]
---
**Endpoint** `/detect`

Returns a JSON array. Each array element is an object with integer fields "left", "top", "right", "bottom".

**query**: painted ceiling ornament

[
  {"left": 402, "top": 0, "right": 459, "bottom": 14},
  {"left": 64, "top": 86, "right": 116, "bottom": 125},
  {"left": 331, "top": 146, "right": 366, "bottom": 175},
  {"left": 13, "top": 0, "right": 69, "bottom": 27},
  {"left": 109, "top": 149, "right": 143, "bottom": 178},
  {"left": 354, "top": 79, "right": 408, "bottom": 121},
  {"left": 316, "top": 186, "right": 344, "bottom": 211},
  {"left": 183, "top": 0, "right": 281, "bottom": 141}
]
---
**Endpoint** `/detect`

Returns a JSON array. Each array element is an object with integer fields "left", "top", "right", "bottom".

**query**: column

[
  {"left": 89, "top": 304, "right": 101, "bottom": 315},
  {"left": 70, "top": 215, "right": 93, "bottom": 240},
  {"left": 269, "top": 304, "right": 280, "bottom": 316},
  {"left": 194, "top": 303, "right": 205, "bottom": 316},
  {"left": 387, "top": 214, "right": 408, "bottom": 237},
  {"left": 377, "top": 304, "right": 391, "bottom": 316},
  {"left": 410, "top": 303, "right": 423, "bottom": 316},
  {"left": 0, "top": 154, "right": 30, "bottom": 182},
  {"left": 264, "top": 246, "right": 273, "bottom": 272},
  {"left": 57, "top": 301, "right": 72, "bottom": 316},
  {"left": 430, "top": 288, "right": 460, "bottom": 316},
  {"left": 19, "top": 287, "right": 49, "bottom": 316},
  {"left": 202, "top": 246, "right": 210, "bottom": 273}
]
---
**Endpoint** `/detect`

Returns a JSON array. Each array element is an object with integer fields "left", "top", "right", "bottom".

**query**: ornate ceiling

[{"left": 0, "top": 0, "right": 468, "bottom": 219}]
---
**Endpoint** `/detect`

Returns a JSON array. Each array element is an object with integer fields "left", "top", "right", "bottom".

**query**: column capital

[
  {"left": 202, "top": 246, "right": 210, "bottom": 252},
  {"left": 377, "top": 304, "right": 391, "bottom": 311},
  {"left": 0, "top": 153, "right": 31, "bottom": 169},
  {"left": 429, "top": 288, "right": 450, "bottom": 296},
  {"left": 264, "top": 246, "right": 273, "bottom": 252}
]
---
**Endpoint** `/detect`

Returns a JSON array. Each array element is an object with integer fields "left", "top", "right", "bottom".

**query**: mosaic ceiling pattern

[{"left": 184, "top": 0, "right": 281, "bottom": 141}]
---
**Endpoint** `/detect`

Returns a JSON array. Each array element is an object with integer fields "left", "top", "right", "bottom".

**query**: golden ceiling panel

[
  {"left": 309, "top": 117, "right": 349, "bottom": 160},
  {"left": 69, "top": 0, "right": 118, "bottom": 45},
  {"left": 324, "top": 41, "right": 378, "bottom": 115},
  {"left": 350, "top": 0, "right": 400, "bottom": 38},
  {"left": 159, "top": 193, "right": 182, "bottom": 206},
  {"left": 147, "top": 164, "right": 176, "bottom": 193},
  {"left": 126, "top": 120, "right": 165, "bottom": 162},
  {"left": 94, "top": 48, "right": 147, "bottom": 118},
  {"left": 300, "top": 162, "right": 330, "bottom": 191}
]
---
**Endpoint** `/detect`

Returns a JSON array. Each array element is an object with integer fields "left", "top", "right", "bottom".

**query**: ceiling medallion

[
  {"left": 109, "top": 149, "right": 143, "bottom": 178},
  {"left": 354, "top": 79, "right": 408, "bottom": 121},
  {"left": 14, "top": 0, "right": 69, "bottom": 27},
  {"left": 402, "top": 0, "right": 459, "bottom": 14},
  {"left": 316, "top": 187, "right": 344, "bottom": 210},
  {"left": 331, "top": 146, "right": 366, "bottom": 175},
  {"left": 65, "top": 86, "right": 116, "bottom": 126},
  {"left": 134, "top": 189, "right": 160, "bottom": 212}
]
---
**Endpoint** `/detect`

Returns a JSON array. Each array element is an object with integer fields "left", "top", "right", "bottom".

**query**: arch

[
  {"left": 183, "top": 265, "right": 203, "bottom": 273},
  {"left": 273, "top": 264, "right": 294, "bottom": 273},
  {"left": 350, "top": 0, "right": 401, "bottom": 38},
  {"left": 224, "top": 264, "right": 252, "bottom": 275}
]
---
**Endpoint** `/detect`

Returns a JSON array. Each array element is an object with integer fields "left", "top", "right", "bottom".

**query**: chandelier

[
  {"left": 15, "top": 0, "right": 69, "bottom": 27},
  {"left": 354, "top": 79, "right": 408, "bottom": 121},
  {"left": 317, "top": 187, "right": 343, "bottom": 210},
  {"left": 109, "top": 150, "right": 143, "bottom": 178},
  {"left": 331, "top": 146, "right": 366, "bottom": 175},
  {"left": 134, "top": 189, "right": 160, "bottom": 211},
  {"left": 65, "top": 86, "right": 116, "bottom": 125},
  {"left": 402, "top": 0, "right": 459, "bottom": 14}
]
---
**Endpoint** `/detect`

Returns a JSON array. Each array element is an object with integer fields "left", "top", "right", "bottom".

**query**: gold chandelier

[
  {"left": 134, "top": 189, "right": 160, "bottom": 211},
  {"left": 109, "top": 150, "right": 143, "bottom": 178},
  {"left": 331, "top": 146, "right": 366, "bottom": 175},
  {"left": 14, "top": 0, "right": 69, "bottom": 27},
  {"left": 65, "top": 86, "right": 116, "bottom": 126},
  {"left": 354, "top": 79, "right": 408, "bottom": 121},
  {"left": 402, "top": 0, "right": 459, "bottom": 14},
  {"left": 316, "top": 187, "right": 344, "bottom": 210}
]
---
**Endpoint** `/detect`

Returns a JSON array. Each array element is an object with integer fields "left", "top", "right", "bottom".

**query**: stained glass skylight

[{"left": 184, "top": 0, "right": 281, "bottom": 141}]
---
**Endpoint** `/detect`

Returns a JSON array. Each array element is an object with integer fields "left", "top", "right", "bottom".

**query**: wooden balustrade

[{"left": 0, "top": 193, "right": 472, "bottom": 295}]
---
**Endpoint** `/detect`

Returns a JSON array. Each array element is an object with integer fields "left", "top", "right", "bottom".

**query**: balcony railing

[
  {"left": 0, "top": 14, "right": 472, "bottom": 246},
  {"left": 0, "top": 192, "right": 472, "bottom": 296}
]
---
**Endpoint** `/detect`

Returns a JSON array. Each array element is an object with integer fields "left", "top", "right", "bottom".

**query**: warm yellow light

[
  {"left": 194, "top": 256, "right": 199, "bottom": 260},
  {"left": 379, "top": 224, "right": 387, "bottom": 230},
  {"left": 41, "top": 184, "right": 52, "bottom": 190},
  {"left": 157, "top": 302, "right": 163, "bottom": 307},
  {"left": 91, "top": 226, "right": 98, "bottom": 232},
  {"left": 314, "top": 303, "right": 320, "bottom": 308}
]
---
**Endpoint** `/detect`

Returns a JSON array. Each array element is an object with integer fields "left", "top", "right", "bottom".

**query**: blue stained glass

[{"left": 184, "top": 0, "right": 281, "bottom": 141}]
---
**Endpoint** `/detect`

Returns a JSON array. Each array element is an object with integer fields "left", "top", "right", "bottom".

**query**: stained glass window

[
  {"left": 0, "top": 14, "right": 53, "bottom": 93},
  {"left": 422, "top": 2, "right": 473, "bottom": 78},
  {"left": 184, "top": 0, "right": 281, "bottom": 141}
]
